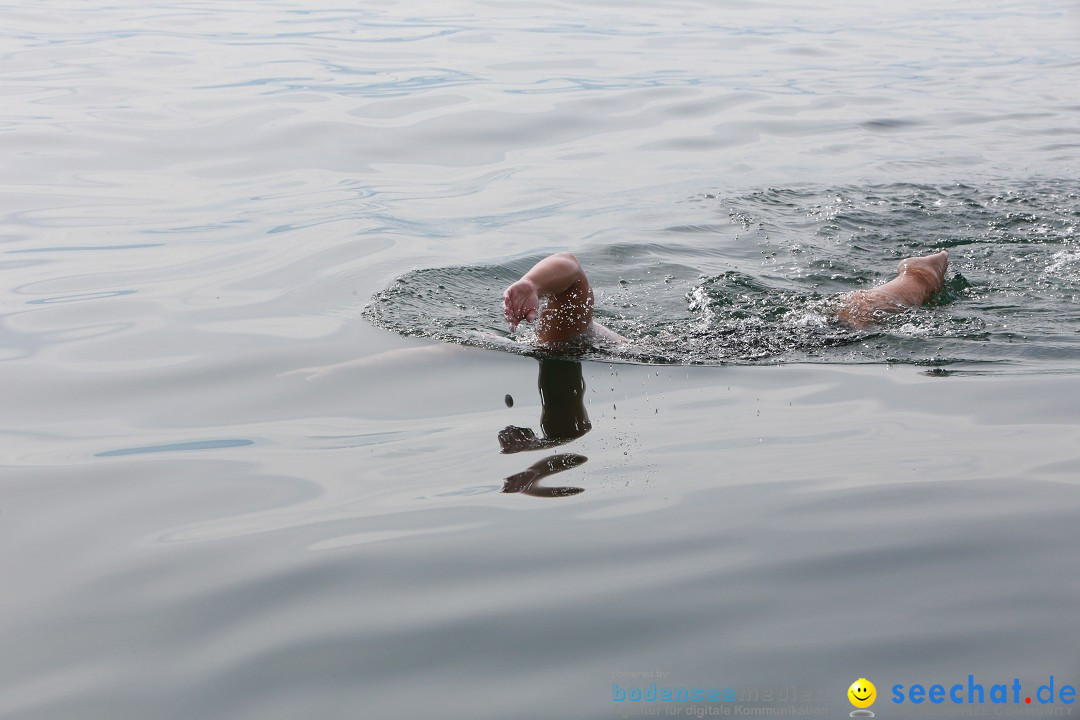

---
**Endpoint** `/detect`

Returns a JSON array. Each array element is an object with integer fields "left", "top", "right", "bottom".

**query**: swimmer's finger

[
  {"left": 502, "top": 292, "right": 517, "bottom": 326},
  {"left": 511, "top": 299, "right": 526, "bottom": 320},
  {"left": 504, "top": 302, "right": 520, "bottom": 332}
]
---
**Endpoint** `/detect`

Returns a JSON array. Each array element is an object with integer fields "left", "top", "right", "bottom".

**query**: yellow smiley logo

[{"left": 848, "top": 678, "right": 877, "bottom": 709}]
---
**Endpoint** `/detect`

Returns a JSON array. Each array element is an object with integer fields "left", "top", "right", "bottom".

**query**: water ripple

[{"left": 367, "top": 180, "right": 1080, "bottom": 367}]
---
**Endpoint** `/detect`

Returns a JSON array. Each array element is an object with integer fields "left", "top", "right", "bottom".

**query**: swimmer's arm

[{"left": 503, "top": 252, "right": 591, "bottom": 334}]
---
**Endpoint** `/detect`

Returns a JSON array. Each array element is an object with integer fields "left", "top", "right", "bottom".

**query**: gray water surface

[{"left": 3, "top": 1, "right": 1080, "bottom": 718}]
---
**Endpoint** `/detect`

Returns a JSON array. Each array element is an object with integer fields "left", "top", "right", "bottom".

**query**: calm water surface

[{"left": 2, "top": 1, "right": 1080, "bottom": 718}]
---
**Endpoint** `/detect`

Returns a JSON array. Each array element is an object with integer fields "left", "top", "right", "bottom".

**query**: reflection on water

[
  {"left": 499, "top": 359, "right": 592, "bottom": 453},
  {"left": 500, "top": 359, "right": 591, "bottom": 496},
  {"left": 502, "top": 453, "right": 588, "bottom": 497}
]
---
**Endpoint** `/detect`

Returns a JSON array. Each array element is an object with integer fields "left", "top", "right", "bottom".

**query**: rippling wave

[{"left": 366, "top": 180, "right": 1080, "bottom": 366}]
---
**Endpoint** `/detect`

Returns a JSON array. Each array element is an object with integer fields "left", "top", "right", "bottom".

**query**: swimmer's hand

[{"left": 503, "top": 279, "right": 540, "bottom": 332}]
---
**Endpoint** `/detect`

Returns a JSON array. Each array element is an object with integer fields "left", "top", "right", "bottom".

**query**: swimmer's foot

[{"left": 837, "top": 250, "right": 949, "bottom": 328}]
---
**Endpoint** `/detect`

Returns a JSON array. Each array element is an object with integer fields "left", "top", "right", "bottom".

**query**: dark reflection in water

[{"left": 499, "top": 359, "right": 591, "bottom": 497}]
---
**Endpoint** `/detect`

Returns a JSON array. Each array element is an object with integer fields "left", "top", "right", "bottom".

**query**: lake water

[{"left": 2, "top": 1, "right": 1079, "bottom": 718}]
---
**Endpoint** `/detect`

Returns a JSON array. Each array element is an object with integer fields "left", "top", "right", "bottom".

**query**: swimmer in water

[
  {"left": 502, "top": 251, "right": 627, "bottom": 345},
  {"left": 503, "top": 250, "right": 950, "bottom": 342}
]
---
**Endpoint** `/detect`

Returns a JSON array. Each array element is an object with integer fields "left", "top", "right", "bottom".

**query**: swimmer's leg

[{"left": 836, "top": 250, "right": 949, "bottom": 328}]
